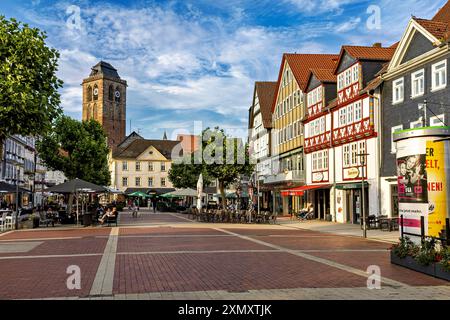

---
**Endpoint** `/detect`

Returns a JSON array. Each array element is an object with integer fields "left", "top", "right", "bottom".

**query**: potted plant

[
  {"left": 391, "top": 237, "right": 450, "bottom": 281},
  {"left": 391, "top": 237, "right": 415, "bottom": 262},
  {"left": 411, "top": 238, "right": 437, "bottom": 275},
  {"left": 436, "top": 246, "right": 450, "bottom": 281}
]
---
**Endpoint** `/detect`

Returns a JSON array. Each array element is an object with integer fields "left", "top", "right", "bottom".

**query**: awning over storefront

[
  {"left": 281, "top": 184, "right": 331, "bottom": 197},
  {"left": 335, "top": 182, "right": 369, "bottom": 190}
]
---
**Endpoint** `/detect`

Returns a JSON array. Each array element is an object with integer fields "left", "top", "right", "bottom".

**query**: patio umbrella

[
  {"left": 164, "top": 188, "right": 205, "bottom": 197},
  {"left": 45, "top": 178, "right": 107, "bottom": 225},
  {"left": 0, "top": 181, "right": 28, "bottom": 193},
  {"left": 127, "top": 191, "right": 150, "bottom": 198},
  {"left": 160, "top": 193, "right": 182, "bottom": 199},
  {"left": 196, "top": 173, "right": 203, "bottom": 210},
  {"left": 104, "top": 186, "right": 123, "bottom": 194},
  {"left": 45, "top": 178, "right": 107, "bottom": 194}
]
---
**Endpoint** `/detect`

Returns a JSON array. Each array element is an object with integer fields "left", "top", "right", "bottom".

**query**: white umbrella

[
  {"left": 165, "top": 188, "right": 205, "bottom": 197},
  {"left": 196, "top": 173, "right": 203, "bottom": 210}
]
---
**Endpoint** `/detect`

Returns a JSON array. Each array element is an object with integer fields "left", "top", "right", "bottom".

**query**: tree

[
  {"left": 0, "top": 16, "right": 63, "bottom": 158},
  {"left": 168, "top": 127, "right": 254, "bottom": 208},
  {"left": 168, "top": 153, "right": 212, "bottom": 189},
  {"left": 37, "top": 116, "right": 111, "bottom": 186}
]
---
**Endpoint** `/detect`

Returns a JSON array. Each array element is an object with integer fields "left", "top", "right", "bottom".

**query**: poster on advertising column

[
  {"left": 395, "top": 128, "right": 450, "bottom": 240},
  {"left": 426, "top": 140, "right": 449, "bottom": 237},
  {"left": 395, "top": 138, "right": 428, "bottom": 236},
  {"left": 397, "top": 154, "right": 428, "bottom": 203}
]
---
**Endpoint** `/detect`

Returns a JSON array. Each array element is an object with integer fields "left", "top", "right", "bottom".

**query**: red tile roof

[
  {"left": 272, "top": 53, "right": 339, "bottom": 111},
  {"left": 255, "top": 81, "right": 277, "bottom": 129},
  {"left": 311, "top": 68, "right": 337, "bottom": 83},
  {"left": 433, "top": 0, "right": 450, "bottom": 23},
  {"left": 285, "top": 54, "right": 339, "bottom": 90},
  {"left": 334, "top": 45, "right": 396, "bottom": 75},
  {"left": 414, "top": 18, "right": 449, "bottom": 40},
  {"left": 342, "top": 46, "right": 396, "bottom": 61}
]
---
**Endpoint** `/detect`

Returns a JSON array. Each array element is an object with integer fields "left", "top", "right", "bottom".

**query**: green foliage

[
  {"left": 37, "top": 116, "right": 110, "bottom": 186},
  {"left": 391, "top": 237, "right": 416, "bottom": 258},
  {"left": 200, "top": 127, "right": 254, "bottom": 186},
  {"left": 168, "top": 127, "right": 254, "bottom": 207},
  {"left": 0, "top": 16, "right": 63, "bottom": 140},
  {"left": 168, "top": 153, "right": 212, "bottom": 189},
  {"left": 414, "top": 238, "right": 437, "bottom": 266},
  {"left": 438, "top": 246, "right": 450, "bottom": 272}
]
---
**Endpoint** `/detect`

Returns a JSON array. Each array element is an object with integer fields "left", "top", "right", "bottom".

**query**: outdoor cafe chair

[
  {"left": 0, "top": 212, "right": 8, "bottom": 231},
  {"left": 39, "top": 212, "right": 54, "bottom": 227},
  {"left": 5, "top": 212, "right": 15, "bottom": 230}
]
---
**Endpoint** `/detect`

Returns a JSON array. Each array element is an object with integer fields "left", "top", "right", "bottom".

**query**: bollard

[{"left": 420, "top": 216, "right": 425, "bottom": 243}]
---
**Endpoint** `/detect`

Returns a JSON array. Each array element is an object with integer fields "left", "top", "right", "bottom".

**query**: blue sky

[{"left": 0, "top": 0, "right": 446, "bottom": 140}]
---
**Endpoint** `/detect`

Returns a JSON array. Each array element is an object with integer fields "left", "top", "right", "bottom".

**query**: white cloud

[
  {"left": 285, "top": 0, "right": 360, "bottom": 15},
  {"left": 336, "top": 17, "right": 361, "bottom": 32},
  {"left": 22, "top": 0, "right": 447, "bottom": 140}
]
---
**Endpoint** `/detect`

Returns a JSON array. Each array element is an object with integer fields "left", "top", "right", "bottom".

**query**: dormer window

[
  {"left": 345, "top": 69, "right": 352, "bottom": 87},
  {"left": 352, "top": 64, "right": 359, "bottom": 83},
  {"left": 338, "top": 74, "right": 344, "bottom": 90}
]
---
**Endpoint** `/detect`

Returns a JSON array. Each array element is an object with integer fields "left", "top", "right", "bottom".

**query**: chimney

[{"left": 373, "top": 42, "right": 382, "bottom": 48}]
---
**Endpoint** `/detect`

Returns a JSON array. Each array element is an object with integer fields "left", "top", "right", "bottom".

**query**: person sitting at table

[{"left": 98, "top": 207, "right": 114, "bottom": 225}]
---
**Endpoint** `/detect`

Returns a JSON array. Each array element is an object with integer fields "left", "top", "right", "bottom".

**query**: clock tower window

[
  {"left": 114, "top": 87, "right": 121, "bottom": 103},
  {"left": 93, "top": 84, "right": 99, "bottom": 101},
  {"left": 108, "top": 85, "right": 114, "bottom": 101},
  {"left": 87, "top": 86, "right": 92, "bottom": 102}
]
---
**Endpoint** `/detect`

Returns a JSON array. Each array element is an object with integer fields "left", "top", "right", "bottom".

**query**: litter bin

[{"left": 83, "top": 213, "right": 92, "bottom": 227}]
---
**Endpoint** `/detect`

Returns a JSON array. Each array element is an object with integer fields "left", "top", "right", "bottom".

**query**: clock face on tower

[
  {"left": 115, "top": 91, "right": 120, "bottom": 98},
  {"left": 93, "top": 88, "right": 99, "bottom": 96}
]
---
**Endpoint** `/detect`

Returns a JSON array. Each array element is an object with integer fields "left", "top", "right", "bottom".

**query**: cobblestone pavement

[{"left": 0, "top": 211, "right": 448, "bottom": 300}]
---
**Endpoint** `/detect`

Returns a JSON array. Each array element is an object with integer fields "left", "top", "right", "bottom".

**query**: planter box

[
  {"left": 391, "top": 250, "right": 449, "bottom": 282},
  {"left": 435, "top": 263, "right": 450, "bottom": 281}
]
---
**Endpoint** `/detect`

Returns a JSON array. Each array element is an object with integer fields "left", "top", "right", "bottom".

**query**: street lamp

[
  {"left": 15, "top": 168, "right": 20, "bottom": 230},
  {"left": 418, "top": 100, "right": 427, "bottom": 127},
  {"left": 356, "top": 152, "right": 369, "bottom": 238}
]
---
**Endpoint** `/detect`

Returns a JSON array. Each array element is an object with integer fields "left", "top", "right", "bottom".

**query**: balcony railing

[{"left": 264, "top": 170, "right": 305, "bottom": 185}]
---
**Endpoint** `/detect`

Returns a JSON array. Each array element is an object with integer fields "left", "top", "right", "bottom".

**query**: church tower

[{"left": 82, "top": 61, "right": 127, "bottom": 150}]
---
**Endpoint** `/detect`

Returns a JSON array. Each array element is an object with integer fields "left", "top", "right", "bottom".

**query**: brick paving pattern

[
  {"left": 0, "top": 213, "right": 447, "bottom": 299},
  {"left": 0, "top": 256, "right": 101, "bottom": 299}
]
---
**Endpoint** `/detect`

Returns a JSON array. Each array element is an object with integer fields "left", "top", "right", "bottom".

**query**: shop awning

[
  {"left": 335, "top": 182, "right": 369, "bottom": 190},
  {"left": 281, "top": 184, "right": 331, "bottom": 197}
]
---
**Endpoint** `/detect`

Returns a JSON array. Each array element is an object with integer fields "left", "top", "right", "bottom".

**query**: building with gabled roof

[
  {"left": 266, "top": 53, "right": 338, "bottom": 216},
  {"left": 248, "top": 81, "right": 277, "bottom": 211},
  {"left": 109, "top": 132, "right": 184, "bottom": 194},
  {"left": 378, "top": 0, "right": 450, "bottom": 220}
]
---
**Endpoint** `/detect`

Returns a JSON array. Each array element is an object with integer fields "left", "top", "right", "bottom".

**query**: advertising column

[
  {"left": 394, "top": 127, "right": 450, "bottom": 240},
  {"left": 426, "top": 139, "right": 450, "bottom": 237}
]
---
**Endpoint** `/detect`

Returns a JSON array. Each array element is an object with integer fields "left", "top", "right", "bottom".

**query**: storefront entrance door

[{"left": 354, "top": 190, "right": 361, "bottom": 224}]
